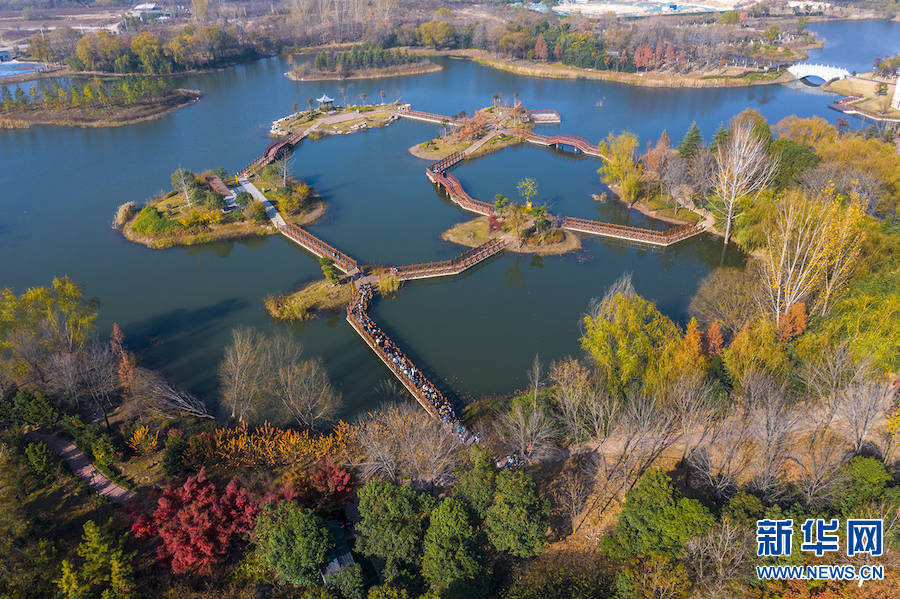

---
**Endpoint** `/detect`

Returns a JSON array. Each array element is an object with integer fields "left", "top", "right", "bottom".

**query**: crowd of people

[{"left": 349, "top": 283, "right": 476, "bottom": 444}]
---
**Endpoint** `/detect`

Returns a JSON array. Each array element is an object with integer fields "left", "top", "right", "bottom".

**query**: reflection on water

[{"left": 1, "top": 19, "right": 896, "bottom": 418}]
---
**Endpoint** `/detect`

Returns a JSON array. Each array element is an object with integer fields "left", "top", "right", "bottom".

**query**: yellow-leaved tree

[{"left": 597, "top": 131, "right": 642, "bottom": 207}]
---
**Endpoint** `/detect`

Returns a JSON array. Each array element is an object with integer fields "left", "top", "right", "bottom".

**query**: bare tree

[
  {"left": 219, "top": 327, "right": 266, "bottom": 423},
  {"left": 745, "top": 371, "right": 797, "bottom": 500},
  {"left": 837, "top": 381, "right": 895, "bottom": 454},
  {"left": 354, "top": 402, "right": 459, "bottom": 484},
  {"left": 759, "top": 192, "right": 830, "bottom": 325},
  {"left": 132, "top": 368, "right": 212, "bottom": 419},
  {"left": 550, "top": 358, "right": 594, "bottom": 443},
  {"left": 688, "top": 266, "right": 761, "bottom": 336},
  {"left": 496, "top": 401, "right": 558, "bottom": 464},
  {"left": 274, "top": 153, "right": 293, "bottom": 188},
  {"left": 47, "top": 350, "right": 86, "bottom": 409},
  {"left": 553, "top": 454, "right": 598, "bottom": 535},
  {"left": 670, "top": 373, "right": 718, "bottom": 462},
  {"left": 171, "top": 168, "right": 194, "bottom": 205},
  {"left": 272, "top": 358, "right": 338, "bottom": 430},
  {"left": 709, "top": 121, "right": 776, "bottom": 244},
  {"left": 685, "top": 521, "right": 755, "bottom": 599}
]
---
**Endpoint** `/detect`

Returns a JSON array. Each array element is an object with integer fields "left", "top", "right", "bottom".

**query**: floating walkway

[
  {"left": 561, "top": 216, "right": 705, "bottom": 246},
  {"left": 277, "top": 221, "right": 360, "bottom": 275},
  {"left": 395, "top": 106, "right": 459, "bottom": 126},
  {"left": 389, "top": 238, "right": 507, "bottom": 281}
]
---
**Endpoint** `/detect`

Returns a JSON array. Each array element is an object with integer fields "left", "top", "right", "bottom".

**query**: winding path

[{"left": 28, "top": 432, "right": 136, "bottom": 505}]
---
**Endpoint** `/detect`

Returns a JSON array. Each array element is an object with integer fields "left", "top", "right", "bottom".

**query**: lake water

[{"left": 1, "top": 19, "right": 897, "bottom": 420}]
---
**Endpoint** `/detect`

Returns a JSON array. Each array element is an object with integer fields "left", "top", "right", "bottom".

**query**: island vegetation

[
  {"left": 117, "top": 159, "right": 323, "bottom": 249},
  {"left": 0, "top": 76, "right": 200, "bottom": 128},
  {"left": 289, "top": 43, "right": 441, "bottom": 81},
  {"left": 410, "top": 103, "right": 528, "bottom": 160}
]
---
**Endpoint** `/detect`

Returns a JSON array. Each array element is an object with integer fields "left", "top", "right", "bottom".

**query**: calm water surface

[{"left": 1, "top": 20, "right": 897, "bottom": 419}]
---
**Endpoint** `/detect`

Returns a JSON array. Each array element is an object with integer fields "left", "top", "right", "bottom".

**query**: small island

[
  {"left": 267, "top": 265, "right": 399, "bottom": 321},
  {"left": 0, "top": 77, "right": 200, "bottom": 128},
  {"left": 409, "top": 104, "right": 532, "bottom": 160},
  {"left": 443, "top": 180, "right": 581, "bottom": 256},
  {"left": 287, "top": 43, "right": 441, "bottom": 81},
  {"left": 272, "top": 101, "right": 404, "bottom": 138},
  {"left": 116, "top": 163, "right": 324, "bottom": 249}
]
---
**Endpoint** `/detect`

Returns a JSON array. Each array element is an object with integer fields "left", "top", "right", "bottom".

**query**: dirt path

[{"left": 28, "top": 432, "right": 136, "bottom": 505}]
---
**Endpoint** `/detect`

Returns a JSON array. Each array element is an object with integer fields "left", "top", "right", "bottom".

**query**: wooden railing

[
  {"left": 437, "top": 172, "right": 494, "bottom": 216},
  {"left": 523, "top": 131, "right": 603, "bottom": 157},
  {"left": 239, "top": 132, "right": 304, "bottom": 176},
  {"left": 277, "top": 221, "right": 359, "bottom": 273},
  {"left": 389, "top": 238, "right": 507, "bottom": 280},
  {"left": 428, "top": 152, "right": 465, "bottom": 175},
  {"left": 561, "top": 216, "right": 704, "bottom": 246},
  {"left": 398, "top": 108, "right": 458, "bottom": 124}
]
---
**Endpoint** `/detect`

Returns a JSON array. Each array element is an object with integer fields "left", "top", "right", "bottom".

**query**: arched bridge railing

[
  {"left": 277, "top": 221, "right": 358, "bottom": 274},
  {"left": 523, "top": 131, "right": 605, "bottom": 158}
]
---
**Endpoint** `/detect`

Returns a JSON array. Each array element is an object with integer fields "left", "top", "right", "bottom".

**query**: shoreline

[
  {"left": 286, "top": 61, "right": 442, "bottom": 81},
  {"left": 120, "top": 198, "right": 326, "bottom": 250},
  {"left": 413, "top": 48, "right": 799, "bottom": 89},
  {"left": 441, "top": 217, "right": 582, "bottom": 256},
  {"left": 0, "top": 89, "right": 202, "bottom": 129}
]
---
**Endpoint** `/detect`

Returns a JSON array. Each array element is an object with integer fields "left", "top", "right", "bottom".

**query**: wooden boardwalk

[
  {"left": 560, "top": 216, "right": 705, "bottom": 246},
  {"left": 277, "top": 221, "right": 360, "bottom": 275},
  {"left": 239, "top": 131, "right": 306, "bottom": 177},
  {"left": 395, "top": 107, "right": 459, "bottom": 126},
  {"left": 522, "top": 131, "right": 608, "bottom": 159},
  {"left": 389, "top": 238, "right": 507, "bottom": 281}
]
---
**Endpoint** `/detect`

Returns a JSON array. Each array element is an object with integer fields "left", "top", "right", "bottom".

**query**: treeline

[
  {"left": 28, "top": 26, "right": 253, "bottom": 74},
  {"left": 1, "top": 76, "right": 173, "bottom": 113},
  {"left": 378, "top": 15, "right": 812, "bottom": 73},
  {"left": 312, "top": 43, "right": 421, "bottom": 72}
]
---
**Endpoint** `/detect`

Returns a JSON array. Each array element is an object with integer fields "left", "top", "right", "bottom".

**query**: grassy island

[
  {"left": 272, "top": 102, "right": 404, "bottom": 138},
  {"left": 287, "top": 43, "right": 441, "bottom": 81},
  {"left": 409, "top": 105, "right": 529, "bottom": 160},
  {"left": 117, "top": 164, "right": 324, "bottom": 249},
  {"left": 0, "top": 77, "right": 200, "bottom": 128},
  {"left": 265, "top": 279, "right": 353, "bottom": 321}
]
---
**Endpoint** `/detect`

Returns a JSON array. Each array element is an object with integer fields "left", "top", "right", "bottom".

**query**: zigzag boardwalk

[
  {"left": 389, "top": 238, "right": 507, "bottom": 281},
  {"left": 561, "top": 216, "right": 705, "bottom": 246},
  {"left": 277, "top": 221, "right": 360, "bottom": 275}
]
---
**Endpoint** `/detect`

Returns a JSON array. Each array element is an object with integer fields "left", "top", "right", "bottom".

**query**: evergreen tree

[
  {"left": 485, "top": 470, "right": 549, "bottom": 558},
  {"left": 254, "top": 502, "right": 333, "bottom": 586},
  {"left": 356, "top": 480, "right": 435, "bottom": 584},
  {"left": 601, "top": 469, "right": 714, "bottom": 560},
  {"left": 452, "top": 445, "right": 496, "bottom": 519},
  {"left": 422, "top": 497, "right": 487, "bottom": 598},
  {"left": 677, "top": 121, "right": 702, "bottom": 160}
]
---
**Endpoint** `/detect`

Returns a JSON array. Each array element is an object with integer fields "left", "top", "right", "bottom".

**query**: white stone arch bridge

[{"left": 787, "top": 63, "right": 851, "bottom": 84}]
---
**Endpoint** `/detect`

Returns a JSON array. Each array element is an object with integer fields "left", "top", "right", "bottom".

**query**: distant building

[
  {"left": 321, "top": 521, "right": 355, "bottom": 584},
  {"left": 131, "top": 3, "right": 170, "bottom": 19}
]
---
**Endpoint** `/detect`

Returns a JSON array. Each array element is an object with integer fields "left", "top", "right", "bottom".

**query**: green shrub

[
  {"left": 131, "top": 205, "right": 183, "bottom": 235},
  {"left": 25, "top": 442, "right": 55, "bottom": 481},
  {"left": 162, "top": 431, "right": 188, "bottom": 475},
  {"left": 0, "top": 391, "right": 59, "bottom": 426},
  {"left": 90, "top": 436, "right": 115, "bottom": 468},
  {"left": 327, "top": 563, "right": 365, "bottom": 599}
]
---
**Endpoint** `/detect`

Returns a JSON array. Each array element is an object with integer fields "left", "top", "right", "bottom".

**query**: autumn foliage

[
  {"left": 207, "top": 421, "right": 353, "bottom": 468},
  {"left": 131, "top": 468, "right": 258, "bottom": 575}
]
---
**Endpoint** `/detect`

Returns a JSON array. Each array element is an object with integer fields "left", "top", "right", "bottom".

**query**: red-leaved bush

[
  {"left": 311, "top": 459, "right": 352, "bottom": 503},
  {"left": 131, "top": 468, "right": 258, "bottom": 575}
]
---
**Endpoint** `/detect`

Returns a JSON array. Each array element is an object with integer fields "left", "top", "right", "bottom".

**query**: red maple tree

[{"left": 131, "top": 468, "right": 258, "bottom": 575}]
